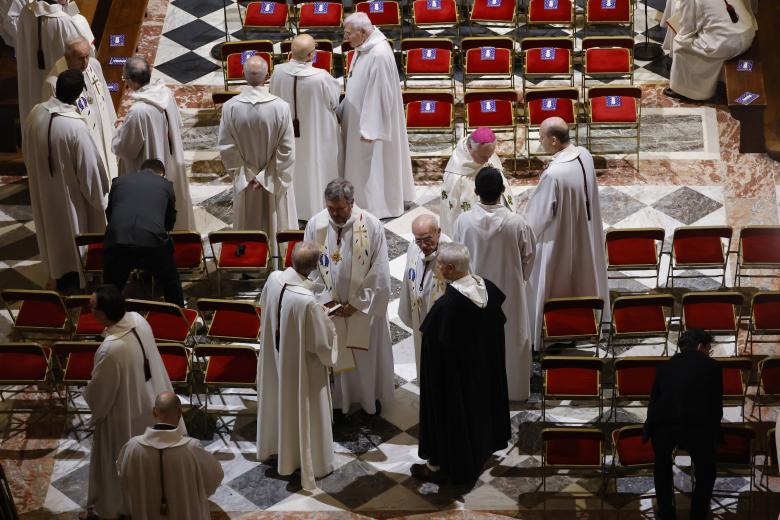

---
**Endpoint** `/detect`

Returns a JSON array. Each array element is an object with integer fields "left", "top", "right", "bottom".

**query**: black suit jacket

[
  {"left": 104, "top": 170, "right": 177, "bottom": 249},
  {"left": 644, "top": 350, "right": 723, "bottom": 440}
]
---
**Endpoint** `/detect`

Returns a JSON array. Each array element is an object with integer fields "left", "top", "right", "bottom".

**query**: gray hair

[
  {"left": 324, "top": 179, "right": 355, "bottom": 204},
  {"left": 292, "top": 241, "right": 320, "bottom": 275},
  {"left": 123, "top": 56, "right": 151, "bottom": 87},
  {"left": 344, "top": 12, "right": 374, "bottom": 31},
  {"left": 64, "top": 36, "right": 90, "bottom": 54},
  {"left": 244, "top": 55, "right": 268, "bottom": 86},
  {"left": 438, "top": 243, "right": 471, "bottom": 272},
  {"left": 467, "top": 135, "right": 496, "bottom": 151}
]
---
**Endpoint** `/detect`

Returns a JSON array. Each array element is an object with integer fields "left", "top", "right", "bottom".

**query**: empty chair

[
  {"left": 667, "top": 226, "right": 733, "bottom": 288},
  {"left": 541, "top": 356, "right": 604, "bottom": 422},
  {"left": 125, "top": 299, "right": 198, "bottom": 344},
  {"left": 751, "top": 356, "right": 780, "bottom": 422},
  {"left": 294, "top": 0, "right": 344, "bottom": 31},
  {"left": 608, "top": 425, "right": 655, "bottom": 498},
  {"left": 50, "top": 341, "right": 101, "bottom": 414},
  {"left": 523, "top": 86, "right": 579, "bottom": 161},
  {"left": 207, "top": 230, "right": 270, "bottom": 295},
  {"left": 276, "top": 229, "right": 305, "bottom": 269},
  {"left": 403, "top": 90, "right": 456, "bottom": 151},
  {"left": 733, "top": 225, "right": 780, "bottom": 287},
  {"left": 612, "top": 356, "right": 667, "bottom": 420},
  {"left": 581, "top": 37, "right": 634, "bottom": 89},
  {"left": 586, "top": 85, "right": 642, "bottom": 166},
  {"left": 401, "top": 38, "right": 455, "bottom": 91},
  {"left": 0, "top": 343, "right": 51, "bottom": 402},
  {"left": 745, "top": 292, "right": 780, "bottom": 355},
  {"left": 192, "top": 344, "right": 258, "bottom": 417},
  {"left": 713, "top": 424, "right": 755, "bottom": 515},
  {"left": 526, "top": 0, "right": 575, "bottom": 31},
  {"left": 355, "top": 0, "right": 401, "bottom": 33},
  {"left": 541, "top": 296, "right": 604, "bottom": 356},
  {"left": 65, "top": 295, "right": 105, "bottom": 338},
  {"left": 1, "top": 289, "right": 71, "bottom": 339},
  {"left": 680, "top": 292, "right": 743, "bottom": 356},
  {"left": 715, "top": 357, "right": 752, "bottom": 421},
  {"left": 170, "top": 231, "right": 209, "bottom": 283},
  {"left": 242, "top": 0, "right": 292, "bottom": 35},
  {"left": 157, "top": 342, "right": 191, "bottom": 391},
  {"left": 541, "top": 427, "right": 604, "bottom": 511},
  {"left": 605, "top": 227, "right": 664, "bottom": 287},
  {"left": 468, "top": 0, "right": 517, "bottom": 31},
  {"left": 584, "top": 0, "right": 633, "bottom": 32},
  {"left": 521, "top": 37, "right": 574, "bottom": 92},
  {"left": 410, "top": 0, "right": 459, "bottom": 37},
  {"left": 607, "top": 293, "right": 675, "bottom": 356},
  {"left": 461, "top": 36, "right": 515, "bottom": 89},
  {"left": 221, "top": 40, "right": 274, "bottom": 91},
  {"left": 196, "top": 299, "right": 262, "bottom": 343},
  {"left": 75, "top": 232, "right": 105, "bottom": 285}
]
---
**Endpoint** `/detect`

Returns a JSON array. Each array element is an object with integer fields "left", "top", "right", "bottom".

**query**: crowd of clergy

[{"left": 9, "top": 0, "right": 771, "bottom": 517}]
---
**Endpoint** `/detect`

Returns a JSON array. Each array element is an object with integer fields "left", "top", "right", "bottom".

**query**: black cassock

[{"left": 418, "top": 279, "right": 511, "bottom": 485}]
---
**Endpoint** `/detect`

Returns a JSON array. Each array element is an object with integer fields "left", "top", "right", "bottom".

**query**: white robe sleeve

[
  {"left": 217, "top": 103, "right": 243, "bottom": 174},
  {"left": 525, "top": 174, "right": 558, "bottom": 239},
  {"left": 397, "top": 269, "right": 413, "bottom": 330},
  {"left": 188, "top": 441, "right": 224, "bottom": 496},
  {"left": 674, "top": 0, "right": 698, "bottom": 45},
  {"left": 519, "top": 222, "right": 537, "bottom": 282},
  {"left": 358, "top": 63, "right": 394, "bottom": 142},
  {"left": 72, "top": 128, "right": 109, "bottom": 210},
  {"left": 272, "top": 106, "right": 295, "bottom": 190},
  {"left": 348, "top": 218, "right": 390, "bottom": 316},
  {"left": 112, "top": 109, "right": 144, "bottom": 162},
  {"left": 83, "top": 347, "right": 121, "bottom": 424},
  {"left": 452, "top": 212, "right": 464, "bottom": 243},
  {"left": 306, "top": 302, "right": 338, "bottom": 367}
]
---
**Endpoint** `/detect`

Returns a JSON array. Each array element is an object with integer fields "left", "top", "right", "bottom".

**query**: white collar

[
  {"left": 137, "top": 427, "right": 189, "bottom": 449},
  {"left": 356, "top": 28, "right": 387, "bottom": 52},
  {"left": 236, "top": 85, "right": 278, "bottom": 104},
  {"left": 450, "top": 274, "right": 488, "bottom": 308},
  {"left": 550, "top": 144, "right": 580, "bottom": 164}
]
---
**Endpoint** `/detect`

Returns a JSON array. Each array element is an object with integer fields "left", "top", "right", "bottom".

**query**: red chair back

[
  {"left": 471, "top": 0, "right": 516, "bottom": 21},
  {"left": 715, "top": 425, "right": 754, "bottom": 465},
  {"left": 612, "top": 294, "right": 673, "bottom": 335},
  {"left": 586, "top": 0, "right": 631, "bottom": 23},
  {"left": 209, "top": 231, "right": 270, "bottom": 269},
  {"left": 759, "top": 357, "right": 780, "bottom": 395},
  {"left": 298, "top": 1, "right": 343, "bottom": 27},
  {"left": 739, "top": 226, "right": 780, "bottom": 265},
  {"left": 614, "top": 357, "right": 666, "bottom": 397},
  {"left": 752, "top": 292, "right": 780, "bottom": 332},
  {"left": 65, "top": 295, "right": 105, "bottom": 337},
  {"left": 528, "top": 0, "right": 573, "bottom": 23},
  {"left": 195, "top": 345, "right": 258, "bottom": 385},
  {"left": 543, "top": 297, "right": 603, "bottom": 339},
  {"left": 605, "top": 228, "right": 663, "bottom": 268},
  {"left": 52, "top": 342, "right": 101, "bottom": 382},
  {"left": 612, "top": 425, "right": 654, "bottom": 467},
  {"left": 2, "top": 289, "right": 69, "bottom": 331},
  {"left": 405, "top": 94, "right": 454, "bottom": 129},
  {"left": 244, "top": 1, "right": 289, "bottom": 28},
  {"left": 715, "top": 357, "right": 751, "bottom": 397},
  {"left": 197, "top": 299, "right": 262, "bottom": 341},
  {"left": 157, "top": 343, "right": 190, "bottom": 384},
  {"left": 412, "top": 0, "right": 458, "bottom": 24},
  {"left": 0, "top": 343, "right": 50, "bottom": 383},
  {"left": 681, "top": 292, "right": 743, "bottom": 333},
  {"left": 277, "top": 230, "right": 305, "bottom": 269},
  {"left": 671, "top": 226, "right": 731, "bottom": 266},
  {"left": 542, "top": 428, "right": 603, "bottom": 467},
  {"left": 542, "top": 357, "right": 602, "bottom": 396},
  {"left": 356, "top": 0, "right": 401, "bottom": 26},
  {"left": 171, "top": 231, "right": 205, "bottom": 270}
]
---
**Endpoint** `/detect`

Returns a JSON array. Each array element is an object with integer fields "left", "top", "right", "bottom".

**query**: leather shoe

[{"left": 410, "top": 463, "right": 445, "bottom": 484}]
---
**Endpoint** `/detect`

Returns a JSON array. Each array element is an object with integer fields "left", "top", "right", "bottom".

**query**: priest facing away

[
  {"left": 112, "top": 56, "right": 196, "bottom": 231},
  {"left": 414, "top": 243, "right": 510, "bottom": 487},
  {"left": 23, "top": 69, "right": 108, "bottom": 292},
  {"left": 118, "top": 392, "right": 223, "bottom": 520},
  {"left": 524, "top": 117, "right": 609, "bottom": 350},
  {"left": 340, "top": 12, "right": 415, "bottom": 219},
  {"left": 257, "top": 242, "right": 338, "bottom": 491},
  {"left": 454, "top": 167, "right": 536, "bottom": 401}
]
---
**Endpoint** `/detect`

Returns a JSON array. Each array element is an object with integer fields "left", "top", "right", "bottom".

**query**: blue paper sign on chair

[
  {"left": 541, "top": 98, "right": 558, "bottom": 111},
  {"left": 107, "top": 82, "right": 119, "bottom": 92},
  {"left": 312, "top": 52, "right": 318, "bottom": 63},
  {"left": 370, "top": 1, "right": 384, "bottom": 12},
  {"left": 427, "top": 0, "right": 442, "bottom": 9},
  {"left": 601, "top": 0, "right": 616, "bottom": 8},
  {"left": 606, "top": 95, "right": 622, "bottom": 108},
  {"left": 422, "top": 48, "right": 438, "bottom": 60},
  {"left": 420, "top": 100, "right": 437, "bottom": 113},
  {"left": 544, "top": 0, "right": 558, "bottom": 9},
  {"left": 487, "top": 0, "right": 502, "bottom": 7},
  {"left": 109, "top": 34, "right": 125, "bottom": 47},
  {"left": 261, "top": 2, "right": 276, "bottom": 13},
  {"left": 76, "top": 96, "right": 88, "bottom": 111},
  {"left": 540, "top": 47, "right": 556, "bottom": 61},
  {"left": 241, "top": 50, "right": 258, "bottom": 64},
  {"left": 737, "top": 59, "right": 753, "bottom": 72},
  {"left": 480, "top": 100, "right": 497, "bottom": 113},
  {"left": 108, "top": 57, "right": 127, "bottom": 66},
  {"left": 481, "top": 47, "right": 496, "bottom": 60},
  {"left": 314, "top": 2, "right": 329, "bottom": 14},
  {"left": 735, "top": 91, "right": 759, "bottom": 105}
]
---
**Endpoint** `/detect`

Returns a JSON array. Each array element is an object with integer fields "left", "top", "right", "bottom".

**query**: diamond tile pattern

[{"left": 155, "top": 50, "right": 222, "bottom": 84}]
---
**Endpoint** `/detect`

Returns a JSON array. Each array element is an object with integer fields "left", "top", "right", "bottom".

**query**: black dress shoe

[
  {"left": 371, "top": 399, "right": 382, "bottom": 416},
  {"left": 410, "top": 463, "right": 446, "bottom": 484},
  {"left": 663, "top": 87, "right": 687, "bottom": 100}
]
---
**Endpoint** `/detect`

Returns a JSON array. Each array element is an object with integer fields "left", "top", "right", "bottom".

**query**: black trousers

[
  {"left": 651, "top": 427, "right": 718, "bottom": 520},
  {"left": 103, "top": 240, "right": 184, "bottom": 307}
]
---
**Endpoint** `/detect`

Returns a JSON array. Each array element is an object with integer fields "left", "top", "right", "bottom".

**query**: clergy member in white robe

[
  {"left": 43, "top": 36, "right": 118, "bottom": 179},
  {"left": 525, "top": 117, "right": 609, "bottom": 350},
  {"left": 1, "top": 0, "right": 30, "bottom": 46},
  {"left": 112, "top": 56, "right": 196, "bottom": 231},
  {"left": 15, "top": 0, "right": 93, "bottom": 121},
  {"left": 22, "top": 70, "right": 108, "bottom": 291},
  {"left": 118, "top": 392, "right": 223, "bottom": 520},
  {"left": 440, "top": 128, "right": 515, "bottom": 237},
  {"left": 454, "top": 167, "right": 536, "bottom": 401},
  {"left": 269, "top": 34, "right": 341, "bottom": 221},
  {"left": 340, "top": 13, "right": 414, "bottom": 219},
  {"left": 84, "top": 286, "right": 181, "bottom": 519},
  {"left": 397, "top": 214, "right": 449, "bottom": 380},
  {"left": 304, "top": 179, "right": 394, "bottom": 414},
  {"left": 257, "top": 242, "right": 338, "bottom": 491},
  {"left": 664, "top": 0, "right": 756, "bottom": 101},
  {"left": 218, "top": 55, "right": 297, "bottom": 255}
]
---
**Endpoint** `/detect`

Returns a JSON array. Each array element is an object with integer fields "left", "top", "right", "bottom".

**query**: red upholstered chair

[
  {"left": 584, "top": 0, "right": 632, "bottom": 31},
  {"left": 411, "top": 0, "right": 459, "bottom": 37},
  {"left": 294, "top": 0, "right": 343, "bottom": 31},
  {"left": 541, "top": 296, "right": 604, "bottom": 357},
  {"left": 242, "top": 0, "right": 291, "bottom": 34},
  {"left": 521, "top": 37, "right": 574, "bottom": 92},
  {"left": 276, "top": 229, "right": 305, "bottom": 269},
  {"left": 401, "top": 38, "right": 455, "bottom": 91},
  {"left": 355, "top": 0, "right": 401, "bottom": 32},
  {"left": 464, "top": 89, "right": 518, "bottom": 158},
  {"left": 746, "top": 292, "right": 780, "bottom": 355},
  {"left": 605, "top": 227, "right": 664, "bottom": 287},
  {"left": 280, "top": 39, "right": 334, "bottom": 74},
  {"left": 526, "top": 0, "right": 574, "bottom": 31},
  {"left": 403, "top": 90, "right": 456, "bottom": 150},
  {"left": 50, "top": 341, "right": 100, "bottom": 416},
  {"left": 64, "top": 295, "right": 104, "bottom": 339},
  {"left": 221, "top": 40, "right": 274, "bottom": 91},
  {"left": 469, "top": 0, "right": 517, "bottom": 31},
  {"left": 157, "top": 342, "right": 191, "bottom": 390},
  {"left": 461, "top": 36, "right": 515, "bottom": 89},
  {"left": 734, "top": 225, "right": 780, "bottom": 287},
  {"left": 196, "top": 298, "right": 262, "bottom": 343},
  {"left": 667, "top": 226, "right": 732, "bottom": 288},
  {"left": 125, "top": 299, "right": 198, "bottom": 345},
  {"left": 541, "top": 356, "right": 604, "bottom": 422},
  {"left": 1, "top": 289, "right": 72, "bottom": 339},
  {"left": 612, "top": 356, "right": 667, "bottom": 420},
  {"left": 523, "top": 87, "right": 579, "bottom": 162},
  {"left": 752, "top": 356, "right": 780, "bottom": 422},
  {"left": 586, "top": 85, "right": 642, "bottom": 166},
  {"left": 582, "top": 37, "right": 634, "bottom": 89},
  {"left": 680, "top": 291, "right": 743, "bottom": 355},
  {"left": 608, "top": 425, "right": 655, "bottom": 498},
  {"left": 170, "top": 231, "right": 209, "bottom": 283},
  {"left": 608, "top": 293, "right": 674, "bottom": 357},
  {"left": 208, "top": 230, "right": 270, "bottom": 295},
  {"left": 192, "top": 344, "right": 258, "bottom": 416},
  {"left": 713, "top": 424, "right": 755, "bottom": 512},
  {"left": 0, "top": 343, "right": 51, "bottom": 401},
  {"left": 75, "top": 232, "right": 105, "bottom": 285},
  {"left": 714, "top": 357, "right": 752, "bottom": 421},
  {"left": 541, "top": 427, "right": 605, "bottom": 510}
]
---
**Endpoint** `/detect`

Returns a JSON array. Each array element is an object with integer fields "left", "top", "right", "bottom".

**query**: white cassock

[
  {"left": 304, "top": 207, "right": 394, "bottom": 414},
  {"left": 454, "top": 204, "right": 536, "bottom": 401},
  {"left": 257, "top": 267, "right": 338, "bottom": 491},
  {"left": 117, "top": 426, "right": 223, "bottom": 520},
  {"left": 15, "top": 0, "right": 93, "bottom": 121},
  {"left": 397, "top": 237, "right": 449, "bottom": 381},
  {"left": 218, "top": 85, "right": 297, "bottom": 254},
  {"left": 668, "top": 0, "right": 756, "bottom": 100},
  {"left": 83, "top": 312, "right": 182, "bottom": 519},
  {"left": 22, "top": 97, "right": 108, "bottom": 284},
  {"left": 112, "top": 80, "right": 196, "bottom": 231},
  {"left": 1, "top": 0, "right": 30, "bottom": 46},
  {"left": 525, "top": 145, "right": 610, "bottom": 349},
  {"left": 43, "top": 57, "right": 118, "bottom": 180},
  {"left": 340, "top": 29, "right": 414, "bottom": 219},
  {"left": 269, "top": 60, "right": 341, "bottom": 220},
  {"left": 440, "top": 136, "right": 515, "bottom": 237}
]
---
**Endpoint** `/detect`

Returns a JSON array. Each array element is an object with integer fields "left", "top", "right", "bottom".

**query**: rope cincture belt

[
  {"left": 576, "top": 156, "right": 591, "bottom": 222},
  {"left": 47, "top": 112, "right": 61, "bottom": 177},
  {"left": 275, "top": 283, "right": 288, "bottom": 351}
]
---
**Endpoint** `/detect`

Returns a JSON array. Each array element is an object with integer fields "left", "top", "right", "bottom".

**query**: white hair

[
  {"left": 64, "top": 36, "right": 90, "bottom": 52},
  {"left": 344, "top": 12, "right": 374, "bottom": 31},
  {"left": 467, "top": 135, "right": 496, "bottom": 150},
  {"left": 438, "top": 243, "right": 470, "bottom": 272},
  {"left": 244, "top": 56, "right": 268, "bottom": 86}
]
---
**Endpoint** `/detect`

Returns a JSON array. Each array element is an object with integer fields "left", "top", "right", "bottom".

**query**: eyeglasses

[{"left": 414, "top": 236, "right": 436, "bottom": 246}]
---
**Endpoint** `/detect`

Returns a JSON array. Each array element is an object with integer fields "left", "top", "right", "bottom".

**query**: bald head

[
  {"left": 153, "top": 391, "right": 182, "bottom": 425},
  {"left": 412, "top": 214, "right": 438, "bottom": 235},
  {"left": 292, "top": 241, "right": 320, "bottom": 276},
  {"left": 244, "top": 55, "right": 268, "bottom": 86},
  {"left": 539, "top": 116, "right": 570, "bottom": 154},
  {"left": 64, "top": 37, "right": 91, "bottom": 72},
  {"left": 291, "top": 34, "right": 316, "bottom": 62},
  {"left": 123, "top": 56, "right": 152, "bottom": 90},
  {"left": 412, "top": 214, "right": 441, "bottom": 256}
]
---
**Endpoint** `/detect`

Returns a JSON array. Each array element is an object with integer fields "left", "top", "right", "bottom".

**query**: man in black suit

[
  {"left": 103, "top": 159, "right": 184, "bottom": 306},
  {"left": 644, "top": 329, "right": 723, "bottom": 520}
]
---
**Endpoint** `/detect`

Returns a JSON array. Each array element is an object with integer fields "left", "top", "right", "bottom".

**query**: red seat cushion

[
  {"left": 716, "top": 431, "right": 752, "bottom": 464},
  {"left": 615, "top": 365, "right": 656, "bottom": 396},
  {"left": 586, "top": 0, "right": 630, "bottom": 22},
  {"left": 205, "top": 351, "right": 258, "bottom": 384},
  {"left": 218, "top": 239, "right": 269, "bottom": 268},
  {"left": 84, "top": 243, "right": 103, "bottom": 271},
  {"left": 173, "top": 241, "right": 203, "bottom": 269},
  {"left": 466, "top": 99, "right": 514, "bottom": 128},
  {"left": 63, "top": 351, "right": 95, "bottom": 381},
  {"left": 312, "top": 50, "right": 332, "bottom": 72},
  {"left": 209, "top": 309, "right": 260, "bottom": 340},
  {"left": 413, "top": 0, "right": 457, "bottom": 24},
  {"left": 545, "top": 436, "right": 601, "bottom": 466},
  {"left": 753, "top": 299, "right": 780, "bottom": 331},
  {"left": 525, "top": 47, "right": 571, "bottom": 75},
  {"left": 607, "top": 236, "right": 657, "bottom": 267},
  {"left": 545, "top": 366, "right": 599, "bottom": 396},
  {"left": 406, "top": 48, "right": 452, "bottom": 74},
  {"left": 528, "top": 0, "right": 573, "bottom": 23},
  {"left": 584, "top": 47, "right": 631, "bottom": 74},
  {"left": 614, "top": 432, "right": 654, "bottom": 466},
  {"left": 741, "top": 231, "right": 780, "bottom": 264},
  {"left": 75, "top": 309, "right": 104, "bottom": 336},
  {"left": 613, "top": 305, "right": 666, "bottom": 335},
  {"left": 465, "top": 47, "right": 512, "bottom": 75},
  {"left": 683, "top": 301, "right": 737, "bottom": 332},
  {"left": 146, "top": 309, "right": 196, "bottom": 342},
  {"left": 16, "top": 299, "right": 68, "bottom": 329},
  {"left": 760, "top": 363, "right": 780, "bottom": 394},
  {"left": 357, "top": 1, "right": 400, "bottom": 25},
  {"left": 298, "top": 2, "right": 343, "bottom": 27},
  {"left": 590, "top": 95, "right": 637, "bottom": 123},
  {"left": 673, "top": 235, "right": 724, "bottom": 265},
  {"left": 226, "top": 52, "right": 273, "bottom": 81},
  {"left": 722, "top": 367, "right": 744, "bottom": 397},
  {"left": 244, "top": 1, "right": 289, "bottom": 27},
  {"left": 544, "top": 306, "right": 598, "bottom": 338},
  {"left": 528, "top": 97, "right": 575, "bottom": 125},
  {"left": 471, "top": 0, "right": 516, "bottom": 21},
  {"left": 159, "top": 347, "right": 188, "bottom": 382},
  {"left": 406, "top": 100, "right": 453, "bottom": 129},
  {"left": 0, "top": 349, "right": 48, "bottom": 381}
]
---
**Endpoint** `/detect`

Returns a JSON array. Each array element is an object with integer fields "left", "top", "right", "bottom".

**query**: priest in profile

[
  {"left": 43, "top": 36, "right": 118, "bottom": 179},
  {"left": 340, "top": 12, "right": 414, "bottom": 219},
  {"left": 304, "top": 179, "right": 394, "bottom": 415},
  {"left": 23, "top": 69, "right": 108, "bottom": 292},
  {"left": 112, "top": 56, "right": 196, "bottom": 231},
  {"left": 440, "top": 127, "right": 514, "bottom": 237},
  {"left": 454, "top": 167, "right": 536, "bottom": 401},
  {"left": 219, "top": 55, "right": 297, "bottom": 252},
  {"left": 269, "top": 34, "right": 341, "bottom": 221},
  {"left": 413, "top": 243, "right": 510, "bottom": 486},
  {"left": 257, "top": 241, "right": 338, "bottom": 491}
]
